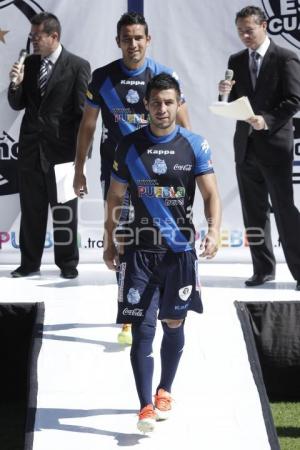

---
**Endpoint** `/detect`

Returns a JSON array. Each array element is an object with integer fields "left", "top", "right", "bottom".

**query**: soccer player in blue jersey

[
  {"left": 103, "top": 73, "right": 221, "bottom": 433},
  {"left": 74, "top": 12, "right": 191, "bottom": 344}
]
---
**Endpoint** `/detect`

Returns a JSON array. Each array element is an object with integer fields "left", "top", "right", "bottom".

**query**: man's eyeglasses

[
  {"left": 237, "top": 26, "right": 262, "bottom": 36},
  {"left": 28, "top": 32, "right": 50, "bottom": 41}
]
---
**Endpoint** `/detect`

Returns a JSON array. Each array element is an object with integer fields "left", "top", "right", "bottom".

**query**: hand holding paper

[
  {"left": 209, "top": 96, "right": 254, "bottom": 121},
  {"left": 55, "top": 162, "right": 87, "bottom": 203}
]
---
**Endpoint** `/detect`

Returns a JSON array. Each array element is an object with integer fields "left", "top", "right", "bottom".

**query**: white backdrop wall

[{"left": 0, "top": 0, "right": 299, "bottom": 263}]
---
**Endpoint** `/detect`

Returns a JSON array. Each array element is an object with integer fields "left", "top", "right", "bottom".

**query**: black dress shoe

[
  {"left": 60, "top": 267, "right": 78, "bottom": 279},
  {"left": 296, "top": 281, "right": 300, "bottom": 291},
  {"left": 11, "top": 266, "right": 40, "bottom": 278},
  {"left": 245, "top": 273, "right": 275, "bottom": 287}
]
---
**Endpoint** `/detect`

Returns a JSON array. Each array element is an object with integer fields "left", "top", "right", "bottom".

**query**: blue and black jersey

[
  {"left": 111, "top": 125, "right": 214, "bottom": 253},
  {"left": 86, "top": 58, "right": 183, "bottom": 167}
]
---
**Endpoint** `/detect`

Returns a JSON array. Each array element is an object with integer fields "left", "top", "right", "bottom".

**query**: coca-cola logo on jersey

[
  {"left": 173, "top": 164, "right": 192, "bottom": 171},
  {"left": 262, "top": 0, "right": 300, "bottom": 49}
]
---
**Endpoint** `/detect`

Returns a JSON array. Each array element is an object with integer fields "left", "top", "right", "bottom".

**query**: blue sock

[
  {"left": 157, "top": 321, "right": 185, "bottom": 393},
  {"left": 130, "top": 322, "right": 156, "bottom": 409}
]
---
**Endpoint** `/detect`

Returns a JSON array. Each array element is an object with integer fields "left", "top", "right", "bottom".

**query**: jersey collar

[
  {"left": 119, "top": 58, "right": 148, "bottom": 76},
  {"left": 144, "top": 125, "right": 179, "bottom": 144}
]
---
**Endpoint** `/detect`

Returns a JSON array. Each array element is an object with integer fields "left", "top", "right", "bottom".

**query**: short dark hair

[
  {"left": 117, "top": 12, "right": 148, "bottom": 38},
  {"left": 31, "top": 12, "right": 61, "bottom": 39},
  {"left": 145, "top": 73, "right": 181, "bottom": 102},
  {"left": 235, "top": 6, "right": 267, "bottom": 24}
]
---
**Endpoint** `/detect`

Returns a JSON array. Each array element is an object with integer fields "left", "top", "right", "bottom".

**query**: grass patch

[{"left": 271, "top": 402, "right": 300, "bottom": 450}]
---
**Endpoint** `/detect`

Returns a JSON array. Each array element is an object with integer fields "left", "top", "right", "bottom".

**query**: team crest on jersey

[
  {"left": 179, "top": 285, "right": 192, "bottom": 301},
  {"left": 127, "top": 288, "right": 141, "bottom": 305},
  {"left": 126, "top": 89, "right": 140, "bottom": 104},
  {"left": 152, "top": 158, "right": 167, "bottom": 175}
]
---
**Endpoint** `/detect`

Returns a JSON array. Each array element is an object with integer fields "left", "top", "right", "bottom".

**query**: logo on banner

[
  {"left": 0, "top": 131, "right": 19, "bottom": 195},
  {"left": 0, "top": 0, "right": 43, "bottom": 197},
  {"left": 262, "top": 0, "right": 300, "bottom": 49}
]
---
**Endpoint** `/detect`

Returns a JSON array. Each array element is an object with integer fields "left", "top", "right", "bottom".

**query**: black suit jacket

[
  {"left": 228, "top": 40, "right": 300, "bottom": 165},
  {"left": 8, "top": 47, "right": 91, "bottom": 167}
]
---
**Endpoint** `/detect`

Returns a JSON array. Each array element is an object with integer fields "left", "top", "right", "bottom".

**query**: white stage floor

[{"left": 1, "top": 262, "right": 299, "bottom": 450}]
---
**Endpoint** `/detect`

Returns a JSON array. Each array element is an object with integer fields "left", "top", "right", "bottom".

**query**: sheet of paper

[
  {"left": 54, "top": 162, "right": 78, "bottom": 204},
  {"left": 209, "top": 96, "right": 254, "bottom": 120}
]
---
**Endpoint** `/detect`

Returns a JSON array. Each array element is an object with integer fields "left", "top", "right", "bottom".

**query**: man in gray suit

[
  {"left": 8, "top": 12, "right": 90, "bottom": 278},
  {"left": 219, "top": 5, "right": 300, "bottom": 291}
]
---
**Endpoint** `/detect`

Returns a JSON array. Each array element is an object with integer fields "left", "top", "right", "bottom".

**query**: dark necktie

[
  {"left": 39, "top": 58, "right": 50, "bottom": 96},
  {"left": 250, "top": 51, "right": 259, "bottom": 88}
]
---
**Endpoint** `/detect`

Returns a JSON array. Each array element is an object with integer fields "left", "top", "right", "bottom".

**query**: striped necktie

[
  {"left": 39, "top": 58, "right": 50, "bottom": 96},
  {"left": 250, "top": 51, "right": 259, "bottom": 88}
]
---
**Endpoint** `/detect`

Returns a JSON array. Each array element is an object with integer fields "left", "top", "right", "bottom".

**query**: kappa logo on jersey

[
  {"left": 147, "top": 148, "right": 175, "bottom": 155},
  {"left": 121, "top": 80, "right": 145, "bottom": 86},
  {"left": 102, "top": 125, "right": 108, "bottom": 143},
  {"left": 113, "top": 160, "right": 118, "bottom": 171},
  {"left": 262, "top": 1, "right": 300, "bottom": 49},
  {"left": 127, "top": 288, "right": 141, "bottom": 305},
  {"left": 201, "top": 139, "right": 210, "bottom": 152},
  {"left": 179, "top": 285, "right": 192, "bottom": 301},
  {"left": 126, "top": 89, "right": 140, "bottom": 104},
  {"left": 152, "top": 158, "right": 167, "bottom": 175}
]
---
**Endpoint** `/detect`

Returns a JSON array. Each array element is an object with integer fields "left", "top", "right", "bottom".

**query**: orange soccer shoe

[
  {"left": 137, "top": 404, "right": 157, "bottom": 433},
  {"left": 154, "top": 388, "right": 172, "bottom": 420}
]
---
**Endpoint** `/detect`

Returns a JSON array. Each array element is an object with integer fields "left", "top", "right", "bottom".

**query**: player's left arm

[
  {"left": 103, "top": 178, "right": 128, "bottom": 271},
  {"left": 196, "top": 173, "right": 222, "bottom": 259},
  {"left": 176, "top": 102, "right": 191, "bottom": 130}
]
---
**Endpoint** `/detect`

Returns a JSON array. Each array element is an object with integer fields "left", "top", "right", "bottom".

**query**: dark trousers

[
  {"left": 236, "top": 145, "right": 300, "bottom": 280},
  {"left": 18, "top": 160, "right": 79, "bottom": 270}
]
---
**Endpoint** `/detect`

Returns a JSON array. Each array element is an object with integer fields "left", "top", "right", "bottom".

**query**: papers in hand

[
  {"left": 209, "top": 96, "right": 254, "bottom": 121},
  {"left": 54, "top": 162, "right": 78, "bottom": 204}
]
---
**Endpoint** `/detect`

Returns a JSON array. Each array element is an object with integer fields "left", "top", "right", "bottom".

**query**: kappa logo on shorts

[
  {"left": 178, "top": 285, "right": 192, "bottom": 301},
  {"left": 127, "top": 287, "right": 141, "bottom": 305},
  {"left": 117, "top": 263, "right": 126, "bottom": 303}
]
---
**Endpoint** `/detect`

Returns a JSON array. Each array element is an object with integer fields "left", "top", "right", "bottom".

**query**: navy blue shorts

[{"left": 116, "top": 249, "right": 203, "bottom": 325}]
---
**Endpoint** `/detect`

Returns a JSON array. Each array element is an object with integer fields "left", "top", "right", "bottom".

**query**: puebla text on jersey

[
  {"left": 85, "top": 58, "right": 184, "bottom": 166},
  {"left": 111, "top": 125, "right": 214, "bottom": 253}
]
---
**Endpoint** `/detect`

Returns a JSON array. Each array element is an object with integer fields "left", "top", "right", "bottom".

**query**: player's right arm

[
  {"left": 7, "top": 61, "right": 26, "bottom": 110},
  {"left": 73, "top": 104, "right": 100, "bottom": 196},
  {"left": 103, "top": 178, "right": 128, "bottom": 271}
]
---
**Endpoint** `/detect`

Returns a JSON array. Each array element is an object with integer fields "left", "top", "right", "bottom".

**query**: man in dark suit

[
  {"left": 8, "top": 12, "right": 90, "bottom": 279},
  {"left": 219, "top": 5, "right": 300, "bottom": 291}
]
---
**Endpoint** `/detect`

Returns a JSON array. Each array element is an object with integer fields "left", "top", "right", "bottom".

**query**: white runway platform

[{"left": 1, "top": 262, "right": 299, "bottom": 450}]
